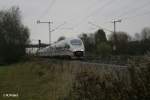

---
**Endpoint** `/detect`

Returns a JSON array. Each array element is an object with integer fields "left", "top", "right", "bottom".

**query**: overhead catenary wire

[
  {"left": 88, "top": 21, "right": 113, "bottom": 33},
  {"left": 103, "top": 0, "right": 137, "bottom": 19},
  {"left": 118, "top": 0, "right": 150, "bottom": 19},
  {"left": 38, "top": 0, "right": 56, "bottom": 19},
  {"left": 69, "top": 0, "right": 118, "bottom": 35},
  {"left": 102, "top": 0, "right": 150, "bottom": 23},
  {"left": 13, "top": 0, "right": 148, "bottom": 41},
  {"left": 87, "top": 0, "right": 150, "bottom": 23},
  {"left": 67, "top": 0, "right": 101, "bottom": 22},
  {"left": 51, "top": 22, "right": 67, "bottom": 32},
  {"left": 87, "top": 0, "right": 115, "bottom": 18},
  {"left": 112, "top": 0, "right": 150, "bottom": 21},
  {"left": 72, "top": 0, "right": 117, "bottom": 29},
  {"left": 122, "top": 10, "right": 150, "bottom": 21}
]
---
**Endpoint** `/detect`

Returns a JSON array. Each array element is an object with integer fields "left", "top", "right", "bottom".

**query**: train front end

[{"left": 69, "top": 38, "right": 85, "bottom": 58}]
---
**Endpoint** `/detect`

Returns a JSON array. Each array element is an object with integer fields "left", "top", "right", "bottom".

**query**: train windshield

[{"left": 70, "top": 39, "right": 82, "bottom": 45}]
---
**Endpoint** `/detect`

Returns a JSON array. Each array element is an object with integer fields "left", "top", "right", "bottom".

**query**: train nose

[{"left": 74, "top": 51, "right": 84, "bottom": 57}]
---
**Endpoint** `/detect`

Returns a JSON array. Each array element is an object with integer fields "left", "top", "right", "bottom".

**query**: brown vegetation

[{"left": 0, "top": 56, "right": 150, "bottom": 100}]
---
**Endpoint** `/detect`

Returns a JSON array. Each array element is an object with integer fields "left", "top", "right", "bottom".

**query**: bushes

[
  {"left": 68, "top": 56, "right": 150, "bottom": 100},
  {"left": 96, "top": 42, "right": 112, "bottom": 57}
]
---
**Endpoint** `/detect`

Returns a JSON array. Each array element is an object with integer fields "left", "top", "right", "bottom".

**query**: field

[{"left": 0, "top": 57, "right": 150, "bottom": 100}]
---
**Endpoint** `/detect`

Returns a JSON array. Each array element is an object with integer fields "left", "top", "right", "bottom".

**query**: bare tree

[
  {"left": 109, "top": 32, "right": 131, "bottom": 54},
  {"left": 141, "top": 27, "right": 150, "bottom": 41}
]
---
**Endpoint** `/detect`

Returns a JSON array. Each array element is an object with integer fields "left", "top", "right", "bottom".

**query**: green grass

[{"left": 0, "top": 60, "right": 74, "bottom": 100}]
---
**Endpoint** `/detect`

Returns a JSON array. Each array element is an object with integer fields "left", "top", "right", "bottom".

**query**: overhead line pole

[
  {"left": 37, "top": 20, "right": 53, "bottom": 45},
  {"left": 111, "top": 19, "right": 122, "bottom": 51},
  {"left": 112, "top": 19, "right": 122, "bottom": 34}
]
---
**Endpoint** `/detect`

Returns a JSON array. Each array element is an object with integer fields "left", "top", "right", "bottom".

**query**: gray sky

[{"left": 1, "top": 0, "right": 150, "bottom": 43}]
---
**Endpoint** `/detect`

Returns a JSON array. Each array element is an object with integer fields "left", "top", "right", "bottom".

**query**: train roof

[
  {"left": 38, "top": 37, "right": 82, "bottom": 49},
  {"left": 52, "top": 37, "right": 81, "bottom": 45}
]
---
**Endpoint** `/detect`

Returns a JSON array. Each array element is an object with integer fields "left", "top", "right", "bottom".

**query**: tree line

[
  {"left": 0, "top": 7, "right": 30, "bottom": 64},
  {"left": 79, "top": 27, "right": 150, "bottom": 57}
]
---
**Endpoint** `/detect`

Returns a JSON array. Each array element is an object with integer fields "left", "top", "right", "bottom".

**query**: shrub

[
  {"left": 96, "top": 42, "right": 112, "bottom": 57},
  {"left": 68, "top": 56, "right": 150, "bottom": 100}
]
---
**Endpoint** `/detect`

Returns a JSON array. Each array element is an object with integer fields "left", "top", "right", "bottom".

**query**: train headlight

[
  {"left": 80, "top": 49, "right": 84, "bottom": 51},
  {"left": 74, "top": 49, "right": 84, "bottom": 52}
]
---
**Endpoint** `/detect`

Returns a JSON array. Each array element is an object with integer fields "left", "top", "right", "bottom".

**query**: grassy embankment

[{"left": 0, "top": 57, "right": 150, "bottom": 100}]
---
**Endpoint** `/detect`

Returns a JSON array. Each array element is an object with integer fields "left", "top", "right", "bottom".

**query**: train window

[{"left": 71, "top": 39, "right": 82, "bottom": 45}]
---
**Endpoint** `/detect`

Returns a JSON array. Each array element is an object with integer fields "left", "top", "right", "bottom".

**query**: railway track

[
  {"left": 70, "top": 59, "right": 128, "bottom": 68},
  {"left": 35, "top": 56, "right": 128, "bottom": 68},
  {"left": 77, "top": 56, "right": 128, "bottom": 67}
]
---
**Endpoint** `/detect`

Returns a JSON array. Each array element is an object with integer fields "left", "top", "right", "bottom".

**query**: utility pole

[
  {"left": 112, "top": 19, "right": 121, "bottom": 34},
  {"left": 37, "top": 20, "right": 53, "bottom": 45},
  {"left": 111, "top": 19, "right": 122, "bottom": 51}
]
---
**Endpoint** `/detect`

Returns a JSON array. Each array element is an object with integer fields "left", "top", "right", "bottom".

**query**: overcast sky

[{"left": 0, "top": 0, "right": 150, "bottom": 43}]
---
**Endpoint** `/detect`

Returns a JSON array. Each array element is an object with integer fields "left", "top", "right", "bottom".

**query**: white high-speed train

[{"left": 37, "top": 37, "right": 85, "bottom": 58}]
